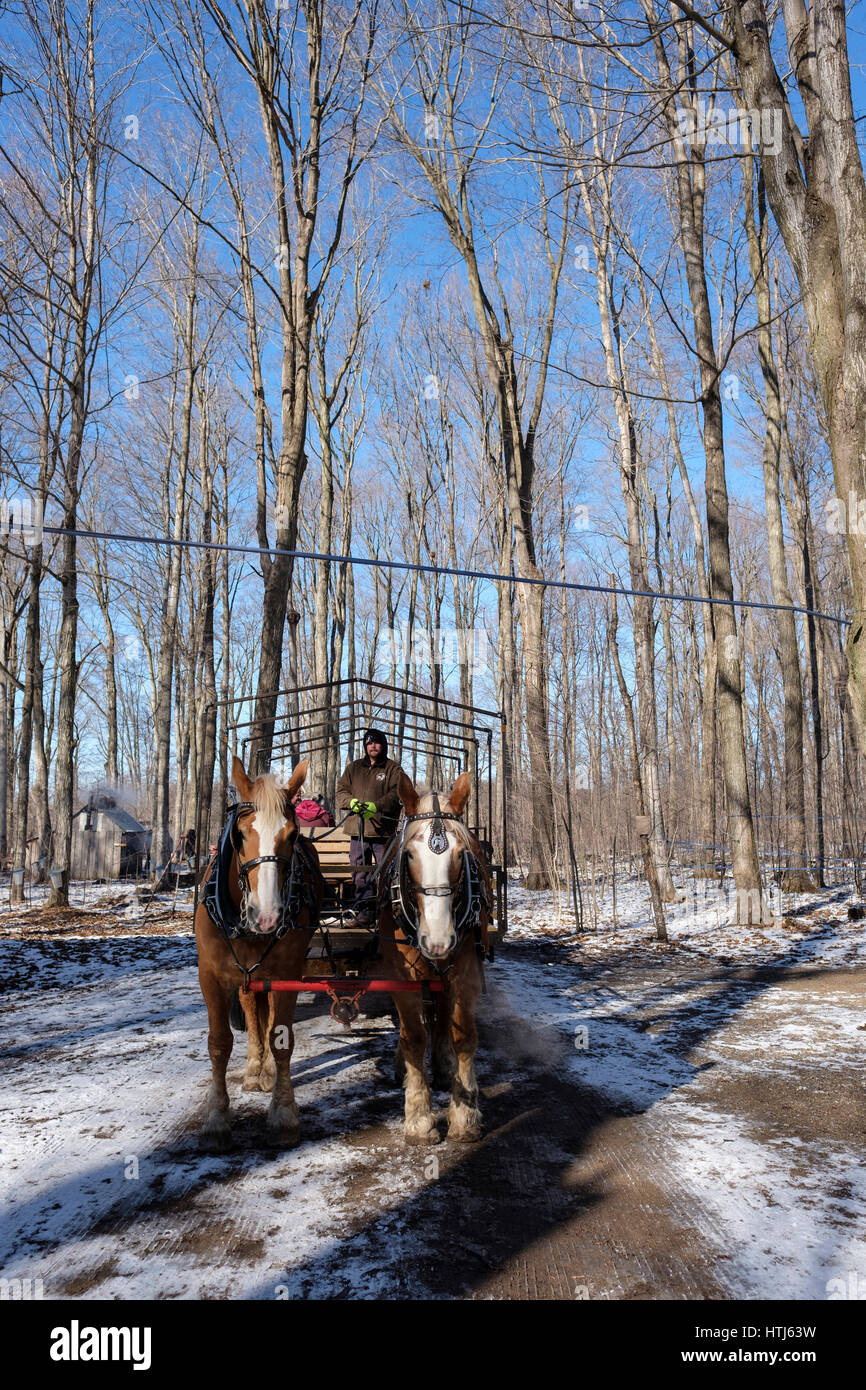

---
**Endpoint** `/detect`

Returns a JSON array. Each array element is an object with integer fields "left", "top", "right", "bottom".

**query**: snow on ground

[
  {"left": 0, "top": 870, "right": 864, "bottom": 1298},
  {"left": 0, "top": 933, "right": 434, "bottom": 1299},
  {"left": 0, "top": 877, "right": 194, "bottom": 937},
  {"left": 506, "top": 869, "right": 866, "bottom": 969}
]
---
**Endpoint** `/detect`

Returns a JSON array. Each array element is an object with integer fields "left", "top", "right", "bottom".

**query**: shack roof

[{"left": 73, "top": 804, "right": 147, "bottom": 834}]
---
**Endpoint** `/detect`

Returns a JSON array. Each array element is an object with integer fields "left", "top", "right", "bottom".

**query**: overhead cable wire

[{"left": 28, "top": 522, "right": 850, "bottom": 628}]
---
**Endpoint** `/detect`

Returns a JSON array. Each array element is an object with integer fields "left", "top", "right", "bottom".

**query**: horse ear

[
  {"left": 231, "top": 754, "right": 253, "bottom": 802},
  {"left": 285, "top": 759, "right": 308, "bottom": 801},
  {"left": 448, "top": 771, "right": 471, "bottom": 817},
  {"left": 398, "top": 771, "right": 419, "bottom": 816}
]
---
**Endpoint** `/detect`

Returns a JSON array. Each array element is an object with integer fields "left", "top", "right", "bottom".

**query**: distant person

[{"left": 337, "top": 728, "right": 405, "bottom": 924}]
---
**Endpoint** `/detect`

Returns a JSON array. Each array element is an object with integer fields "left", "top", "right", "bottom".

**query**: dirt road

[{"left": 1, "top": 926, "right": 864, "bottom": 1299}]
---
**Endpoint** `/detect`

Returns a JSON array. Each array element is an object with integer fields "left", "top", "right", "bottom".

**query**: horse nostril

[{"left": 420, "top": 934, "right": 456, "bottom": 959}]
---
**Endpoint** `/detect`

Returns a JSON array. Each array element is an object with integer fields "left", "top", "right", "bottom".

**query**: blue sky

[{"left": 2, "top": 1, "right": 863, "bottom": 785}]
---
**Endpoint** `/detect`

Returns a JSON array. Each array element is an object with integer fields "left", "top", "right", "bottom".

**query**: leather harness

[{"left": 203, "top": 796, "right": 487, "bottom": 990}]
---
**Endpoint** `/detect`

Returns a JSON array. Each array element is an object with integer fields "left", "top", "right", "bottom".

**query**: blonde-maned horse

[
  {"left": 194, "top": 755, "right": 322, "bottom": 1150},
  {"left": 377, "top": 771, "right": 490, "bottom": 1145}
]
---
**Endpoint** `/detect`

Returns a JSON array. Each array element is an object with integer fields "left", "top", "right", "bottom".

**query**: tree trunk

[
  {"left": 11, "top": 545, "right": 42, "bottom": 902},
  {"left": 152, "top": 275, "right": 196, "bottom": 875},
  {"left": 644, "top": 4, "right": 762, "bottom": 915},
  {"left": 744, "top": 160, "right": 814, "bottom": 889},
  {"left": 609, "top": 590, "right": 668, "bottom": 941},
  {"left": 578, "top": 163, "right": 676, "bottom": 899},
  {"left": 730, "top": 0, "right": 866, "bottom": 754}
]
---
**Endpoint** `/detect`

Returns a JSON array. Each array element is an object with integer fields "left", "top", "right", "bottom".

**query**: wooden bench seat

[{"left": 299, "top": 826, "right": 354, "bottom": 889}]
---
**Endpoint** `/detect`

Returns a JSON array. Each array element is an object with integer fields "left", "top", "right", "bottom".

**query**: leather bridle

[
  {"left": 231, "top": 802, "right": 307, "bottom": 936},
  {"left": 388, "top": 795, "right": 489, "bottom": 960}
]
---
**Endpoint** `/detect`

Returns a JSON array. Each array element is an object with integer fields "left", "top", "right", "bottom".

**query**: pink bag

[{"left": 294, "top": 798, "right": 334, "bottom": 826}]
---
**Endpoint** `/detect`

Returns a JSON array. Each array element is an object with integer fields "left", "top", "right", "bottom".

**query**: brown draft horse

[
  {"left": 194, "top": 755, "right": 322, "bottom": 1150},
  {"left": 377, "top": 771, "right": 491, "bottom": 1145}
]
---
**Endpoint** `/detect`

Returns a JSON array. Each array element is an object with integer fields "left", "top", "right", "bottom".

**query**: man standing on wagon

[{"left": 337, "top": 727, "right": 404, "bottom": 924}]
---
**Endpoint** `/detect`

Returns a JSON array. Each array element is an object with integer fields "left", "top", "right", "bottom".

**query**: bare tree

[
  {"left": 0, "top": 0, "right": 135, "bottom": 903},
  {"left": 638, "top": 1, "right": 762, "bottom": 913},
  {"left": 742, "top": 156, "right": 813, "bottom": 888},
  {"left": 182, "top": 0, "right": 380, "bottom": 766},
  {"left": 378, "top": 4, "right": 574, "bottom": 885}
]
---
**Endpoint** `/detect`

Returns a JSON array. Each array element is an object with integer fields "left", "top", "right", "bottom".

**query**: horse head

[
  {"left": 396, "top": 770, "right": 473, "bottom": 960},
  {"left": 230, "top": 754, "right": 308, "bottom": 934}
]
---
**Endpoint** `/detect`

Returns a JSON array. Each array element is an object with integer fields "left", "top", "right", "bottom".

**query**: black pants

[{"left": 349, "top": 837, "right": 386, "bottom": 903}]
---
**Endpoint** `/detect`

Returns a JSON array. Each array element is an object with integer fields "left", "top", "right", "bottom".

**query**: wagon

[{"left": 193, "top": 679, "right": 507, "bottom": 1007}]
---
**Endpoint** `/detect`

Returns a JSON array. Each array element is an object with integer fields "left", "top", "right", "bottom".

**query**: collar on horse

[
  {"left": 203, "top": 801, "right": 320, "bottom": 943},
  {"left": 385, "top": 801, "right": 489, "bottom": 973}
]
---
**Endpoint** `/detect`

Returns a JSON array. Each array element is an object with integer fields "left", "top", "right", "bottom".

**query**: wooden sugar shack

[{"left": 69, "top": 793, "right": 151, "bottom": 880}]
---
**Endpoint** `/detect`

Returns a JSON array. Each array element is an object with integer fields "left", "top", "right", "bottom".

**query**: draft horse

[
  {"left": 194, "top": 755, "right": 323, "bottom": 1150},
  {"left": 377, "top": 771, "right": 491, "bottom": 1145}
]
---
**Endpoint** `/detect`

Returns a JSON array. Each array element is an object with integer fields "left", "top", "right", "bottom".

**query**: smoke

[{"left": 84, "top": 781, "right": 147, "bottom": 819}]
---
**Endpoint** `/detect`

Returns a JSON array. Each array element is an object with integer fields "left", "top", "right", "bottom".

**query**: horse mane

[
  {"left": 414, "top": 788, "right": 474, "bottom": 851},
  {"left": 250, "top": 772, "right": 292, "bottom": 824}
]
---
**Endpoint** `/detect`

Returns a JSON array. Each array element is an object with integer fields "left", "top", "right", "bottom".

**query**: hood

[{"left": 362, "top": 727, "right": 388, "bottom": 761}]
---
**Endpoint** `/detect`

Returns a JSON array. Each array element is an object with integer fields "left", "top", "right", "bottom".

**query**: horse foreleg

[
  {"left": 431, "top": 994, "right": 456, "bottom": 1091},
  {"left": 258, "top": 992, "right": 277, "bottom": 1093},
  {"left": 395, "top": 994, "right": 439, "bottom": 1145},
  {"left": 239, "top": 988, "right": 267, "bottom": 1091},
  {"left": 199, "top": 969, "right": 234, "bottom": 1150},
  {"left": 266, "top": 993, "right": 300, "bottom": 1147},
  {"left": 447, "top": 991, "right": 482, "bottom": 1142}
]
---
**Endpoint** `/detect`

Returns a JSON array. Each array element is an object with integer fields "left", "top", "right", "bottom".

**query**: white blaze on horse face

[
  {"left": 249, "top": 812, "right": 281, "bottom": 932},
  {"left": 414, "top": 828, "right": 458, "bottom": 957}
]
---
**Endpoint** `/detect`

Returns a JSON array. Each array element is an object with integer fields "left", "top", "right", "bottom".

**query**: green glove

[
  {"left": 349, "top": 797, "right": 364, "bottom": 813},
  {"left": 362, "top": 801, "right": 377, "bottom": 819}
]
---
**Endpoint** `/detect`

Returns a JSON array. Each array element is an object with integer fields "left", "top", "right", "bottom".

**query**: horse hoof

[
  {"left": 404, "top": 1122, "right": 441, "bottom": 1146},
  {"left": 242, "top": 1070, "right": 261, "bottom": 1092},
  {"left": 447, "top": 1109, "right": 482, "bottom": 1143},
  {"left": 448, "top": 1122, "right": 482, "bottom": 1143},
  {"left": 259, "top": 1071, "right": 276, "bottom": 1094},
  {"left": 199, "top": 1119, "right": 232, "bottom": 1152},
  {"left": 266, "top": 1104, "right": 300, "bottom": 1148}
]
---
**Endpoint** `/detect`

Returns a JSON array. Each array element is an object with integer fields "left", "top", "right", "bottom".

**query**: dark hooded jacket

[{"left": 336, "top": 729, "right": 404, "bottom": 839}]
